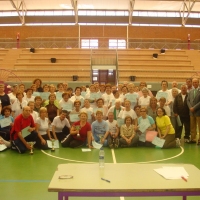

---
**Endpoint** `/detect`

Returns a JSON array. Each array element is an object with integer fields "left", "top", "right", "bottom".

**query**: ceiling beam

[
  {"left": 71, "top": 0, "right": 78, "bottom": 24},
  {"left": 9, "top": 0, "right": 26, "bottom": 25},
  {"left": 129, "top": 0, "right": 135, "bottom": 25},
  {"left": 180, "top": 0, "right": 196, "bottom": 26}
]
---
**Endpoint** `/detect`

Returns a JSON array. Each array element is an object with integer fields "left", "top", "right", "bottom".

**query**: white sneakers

[{"left": 0, "top": 136, "right": 11, "bottom": 148}]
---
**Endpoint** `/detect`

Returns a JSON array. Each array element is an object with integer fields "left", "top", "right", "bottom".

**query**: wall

[{"left": 0, "top": 25, "right": 200, "bottom": 41}]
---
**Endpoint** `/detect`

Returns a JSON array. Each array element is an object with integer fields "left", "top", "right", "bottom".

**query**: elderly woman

[
  {"left": 51, "top": 110, "right": 71, "bottom": 142},
  {"left": 85, "top": 84, "right": 99, "bottom": 108},
  {"left": 136, "top": 107, "right": 156, "bottom": 147},
  {"left": 59, "top": 92, "right": 74, "bottom": 113},
  {"left": 147, "top": 97, "right": 159, "bottom": 121},
  {"left": 0, "top": 83, "right": 11, "bottom": 109},
  {"left": 70, "top": 87, "right": 84, "bottom": 107},
  {"left": 107, "top": 99, "right": 123, "bottom": 120},
  {"left": 156, "top": 107, "right": 180, "bottom": 148},
  {"left": 49, "top": 84, "right": 56, "bottom": 94},
  {"left": 138, "top": 87, "right": 151, "bottom": 108},
  {"left": 12, "top": 92, "right": 27, "bottom": 119},
  {"left": 120, "top": 116, "right": 139, "bottom": 147},
  {"left": 43, "top": 93, "right": 60, "bottom": 123},
  {"left": 35, "top": 107, "right": 51, "bottom": 149},
  {"left": 69, "top": 100, "right": 81, "bottom": 125},
  {"left": 8, "top": 84, "right": 19, "bottom": 104},
  {"left": 23, "top": 88, "right": 35, "bottom": 103},
  {"left": 94, "top": 98, "right": 108, "bottom": 120},
  {"left": 81, "top": 99, "right": 94, "bottom": 124},
  {"left": 102, "top": 84, "right": 114, "bottom": 108},
  {"left": 33, "top": 78, "right": 43, "bottom": 92},
  {"left": 61, "top": 112, "right": 92, "bottom": 148},
  {"left": 118, "top": 100, "right": 137, "bottom": 125},
  {"left": 0, "top": 106, "right": 14, "bottom": 141},
  {"left": 28, "top": 101, "right": 38, "bottom": 123},
  {"left": 124, "top": 83, "right": 139, "bottom": 109},
  {"left": 138, "top": 82, "right": 154, "bottom": 97},
  {"left": 92, "top": 110, "right": 109, "bottom": 147}
]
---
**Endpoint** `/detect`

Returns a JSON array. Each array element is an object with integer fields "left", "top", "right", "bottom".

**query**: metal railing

[{"left": 0, "top": 37, "right": 199, "bottom": 50}]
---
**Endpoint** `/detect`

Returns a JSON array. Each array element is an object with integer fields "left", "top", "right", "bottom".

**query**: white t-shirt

[
  {"left": 8, "top": 93, "right": 16, "bottom": 104},
  {"left": 118, "top": 109, "right": 137, "bottom": 120},
  {"left": 51, "top": 116, "right": 71, "bottom": 133},
  {"left": 156, "top": 89, "right": 173, "bottom": 102},
  {"left": 23, "top": 96, "right": 35, "bottom": 103},
  {"left": 36, "top": 117, "right": 49, "bottom": 135},
  {"left": 59, "top": 99, "right": 74, "bottom": 112},
  {"left": 12, "top": 99, "right": 27, "bottom": 119},
  {"left": 138, "top": 96, "right": 151, "bottom": 107},
  {"left": 106, "top": 120, "right": 118, "bottom": 134},
  {"left": 80, "top": 107, "right": 94, "bottom": 123},
  {"left": 102, "top": 93, "right": 114, "bottom": 107},
  {"left": 70, "top": 95, "right": 84, "bottom": 107},
  {"left": 31, "top": 111, "right": 39, "bottom": 123}
]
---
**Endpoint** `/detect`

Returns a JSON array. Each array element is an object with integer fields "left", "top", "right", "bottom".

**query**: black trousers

[
  {"left": 61, "top": 134, "right": 84, "bottom": 148},
  {"left": 175, "top": 116, "right": 190, "bottom": 139}
]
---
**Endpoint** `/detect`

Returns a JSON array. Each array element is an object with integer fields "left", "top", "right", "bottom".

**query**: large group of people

[{"left": 0, "top": 77, "right": 198, "bottom": 154}]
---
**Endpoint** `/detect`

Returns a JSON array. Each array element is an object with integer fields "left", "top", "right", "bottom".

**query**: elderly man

[
  {"left": 173, "top": 84, "right": 190, "bottom": 142},
  {"left": 10, "top": 106, "right": 42, "bottom": 153},
  {"left": 187, "top": 78, "right": 200, "bottom": 143}
]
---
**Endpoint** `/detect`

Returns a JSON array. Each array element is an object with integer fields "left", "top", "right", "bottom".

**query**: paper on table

[
  {"left": 82, "top": 148, "right": 91, "bottom": 152},
  {"left": 21, "top": 126, "right": 31, "bottom": 138},
  {"left": 92, "top": 140, "right": 103, "bottom": 149},
  {"left": 47, "top": 140, "right": 59, "bottom": 148},
  {"left": 152, "top": 136, "right": 165, "bottom": 148},
  {"left": 154, "top": 166, "right": 189, "bottom": 180},
  {"left": 0, "top": 117, "right": 12, "bottom": 128},
  {"left": 0, "top": 144, "right": 7, "bottom": 151}
]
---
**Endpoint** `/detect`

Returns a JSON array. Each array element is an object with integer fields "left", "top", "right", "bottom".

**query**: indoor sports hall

[{"left": 1, "top": 0, "right": 200, "bottom": 200}]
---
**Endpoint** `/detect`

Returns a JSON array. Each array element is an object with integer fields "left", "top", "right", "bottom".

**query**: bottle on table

[{"left": 99, "top": 147, "right": 105, "bottom": 168}]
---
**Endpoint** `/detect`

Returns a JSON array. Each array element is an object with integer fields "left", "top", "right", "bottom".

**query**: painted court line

[{"left": 0, "top": 180, "right": 50, "bottom": 183}]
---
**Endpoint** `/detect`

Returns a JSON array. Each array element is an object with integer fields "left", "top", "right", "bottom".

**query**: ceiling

[{"left": 0, "top": 0, "right": 200, "bottom": 26}]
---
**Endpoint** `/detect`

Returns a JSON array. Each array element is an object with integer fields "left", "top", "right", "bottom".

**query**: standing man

[
  {"left": 10, "top": 106, "right": 42, "bottom": 153},
  {"left": 186, "top": 78, "right": 193, "bottom": 93},
  {"left": 187, "top": 78, "right": 200, "bottom": 143},
  {"left": 173, "top": 84, "right": 190, "bottom": 142}
]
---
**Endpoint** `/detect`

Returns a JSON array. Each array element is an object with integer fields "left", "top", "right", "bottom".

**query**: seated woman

[
  {"left": 136, "top": 107, "right": 156, "bottom": 147},
  {"left": 120, "top": 116, "right": 139, "bottom": 147},
  {"left": 0, "top": 106, "right": 14, "bottom": 141},
  {"left": 118, "top": 100, "right": 137, "bottom": 125},
  {"left": 92, "top": 110, "right": 109, "bottom": 147},
  {"left": 51, "top": 110, "right": 71, "bottom": 142},
  {"left": 61, "top": 112, "right": 92, "bottom": 148},
  {"left": 156, "top": 107, "right": 180, "bottom": 148},
  {"left": 35, "top": 107, "right": 51, "bottom": 150},
  {"left": 43, "top": 93, "right": 60, "bottom": 123},
  {"left": 12, "top": 92, "right": 28, "bottom": 119}
]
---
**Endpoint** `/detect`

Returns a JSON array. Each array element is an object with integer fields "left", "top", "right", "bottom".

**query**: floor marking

[
  {"left": 41, "top": 150, "right": 96, "bottom": 164},
  {"left": 0, "top": 180, "right": 50, "bottom": 183},
  {"left": 111, "top": 149, "right": 117, "bottom": 164},
  {"left": 41, "top": 146, "right": 184, "bottom": 164}
]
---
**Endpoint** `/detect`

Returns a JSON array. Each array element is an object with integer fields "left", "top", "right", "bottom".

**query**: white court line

[{"left": 41, "top": 150, "right": 96, "bottom": 164}]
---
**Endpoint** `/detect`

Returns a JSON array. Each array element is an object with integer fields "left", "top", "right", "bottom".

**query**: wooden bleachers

[
  {"left": 117, "top": 49, "right": 195, "bottom": 82},
  {"left": 0, "top": 48, "right": 199, "bottom": 83}
]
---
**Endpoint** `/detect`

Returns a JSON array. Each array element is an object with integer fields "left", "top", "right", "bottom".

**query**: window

[
  {"left": 109, "top": 39, "right": 126, "bottom": 49},
  {"left": 81, "top": 39, "right": 98, "bottom": 49}
]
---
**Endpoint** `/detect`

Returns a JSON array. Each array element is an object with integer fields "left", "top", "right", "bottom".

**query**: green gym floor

[{"left": 1, "top": 141, "right": 200, "bottom": 200}]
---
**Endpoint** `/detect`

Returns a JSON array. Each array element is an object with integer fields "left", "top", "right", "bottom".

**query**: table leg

[{"left": 58, "top": 192, "right": 68, "bottom": 200}]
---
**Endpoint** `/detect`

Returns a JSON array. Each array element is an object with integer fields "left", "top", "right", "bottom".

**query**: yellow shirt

[{"left": 156, "top": 115, "right": 175, "bottom": 135}]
